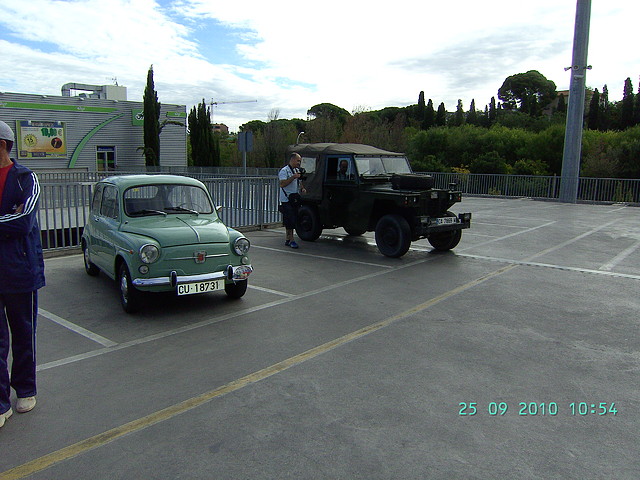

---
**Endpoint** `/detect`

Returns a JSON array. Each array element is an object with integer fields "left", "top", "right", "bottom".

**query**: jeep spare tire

[
  {"left": 391, "top": 174, "right": 434, "bottom": 190},
  {"left": 375, "top": 214, "right": 411, "bottom": 258},
  {"left": 296, "top": 205, "right": 322, "bottom": 241}
]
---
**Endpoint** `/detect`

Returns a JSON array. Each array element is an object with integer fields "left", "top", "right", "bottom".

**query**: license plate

[
  {"left": 177, "top": 279, "right": 224, "bottom": 296},
  {"left": 435, "top": 216, "right": 458, "bottom": 225}
]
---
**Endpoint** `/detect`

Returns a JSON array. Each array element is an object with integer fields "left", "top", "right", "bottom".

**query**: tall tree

[
  {"left": 635, "top": 80, "right": 640, "bottom": 126},
  {"left": 587, "top": 88, "right": 600, "bottom": 130},
  {"left": 451, "top": 99, "right": 464, "bottom": 126},
  {"left": 620, "top": 77, "right": 634, "bottom": 129},
  {"left": 498, "top": 70, "right": 557, "bottom": 114},
  {"left": 416, "top": 91, "right": 426, "bottom": 126},
  {"left": 423, "top": 99, "right": 435, "bottom": 129},
  {"left": 466, "top": 99, "right": 478, "bottom": 125},
  {"left": 188, "top": 99, "right": 216, "bottom": 167},
  {"left": 143, "top": 65, "right": 161, "bottom": 167},
  {"left": 600, "top": 84, "right": 610, "bottom": 130},
  {"left": 488, "top": 97, "right": 497, "bottom": 125},
  {"left": 435, "top": 102, "right": 447, "bottom": 126}
]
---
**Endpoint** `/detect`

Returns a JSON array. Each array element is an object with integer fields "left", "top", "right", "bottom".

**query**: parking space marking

[
  {"left": 456, "top": 254, "right": 640, "bottom": 281},
  {"left": 252, "top": 244, "right": 394, "bottom": 268},
  {"left": 39, "top": 309, "right": 118, "bottom": 347},
  {"left": 248, "top": 285, "right": 295, "bottom": 297},
  {"left": 36, "top": 256, "right": 432, "bottom": 373},
  {"left": 599, "top": 240, "right": 640, "bottom": 272},
  {"left": 1, "top": 262, "right": 516, "bottom": 480},
  {"left": 459, "top": 220, "right": 557, "bottom": 251}
]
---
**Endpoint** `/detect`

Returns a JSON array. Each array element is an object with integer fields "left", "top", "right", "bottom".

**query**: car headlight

[
  {"left": 233, "top": 237, "right": 250, "bottom": 256},
  {"left": 139, "top": 244, "right": 160, "bottom": 264}
]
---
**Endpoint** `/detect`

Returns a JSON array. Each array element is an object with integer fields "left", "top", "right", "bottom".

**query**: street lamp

[{"left": 296, "top": 131, "right": 305, "bottom": 144}]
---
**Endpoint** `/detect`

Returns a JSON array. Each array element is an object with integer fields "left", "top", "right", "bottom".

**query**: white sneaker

[
  {"left": 16, "top": 396, "right": 36, "bottom": 413},
  {"left": 0, "top": 408, "right": 12, "bottom": 427}
]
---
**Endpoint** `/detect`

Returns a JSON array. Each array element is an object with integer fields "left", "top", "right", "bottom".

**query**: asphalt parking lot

[{"left": 1, "top": 196, "right": 639, "bottom": 479}]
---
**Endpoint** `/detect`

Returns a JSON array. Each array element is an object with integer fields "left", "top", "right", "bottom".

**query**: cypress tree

[
  {"left": 417, "top": 91, "right": 426, "bottom": 125},
  {"left": 600, "top": 85, "right": 610, "bottom": 130},
  {"left": 453, "top": 99, "right": 464, "bottom": 126},
  {"left": 466, "top": 99, "right": 478, "bottom": 125},
  {"left": 488, "top": 97, "right": 497, "bottom": 125},
  {"left": 143, "top": 65, "right": 161, "bottom": 167},
  {"left": 188, "top": 99, "right": 215, "bottom": 167},
  {"left": 423, "top": 99, "right": 435, "bottom": 129},
  {"left": 621, "top": 77, "right": 634, "bottom": 129},
  {"left": 435, "top": 102, "right": 447, "bottom": 126},
  {"left": 587, "top": 88, "right": 600, "bottom": 130}
]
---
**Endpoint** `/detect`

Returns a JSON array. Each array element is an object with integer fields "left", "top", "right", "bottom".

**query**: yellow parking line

[{"left": 0, "top": 263, "right": 514, "bottom": 480}]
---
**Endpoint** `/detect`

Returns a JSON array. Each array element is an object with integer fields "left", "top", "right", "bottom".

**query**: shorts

[{"left": 280, "top": 201, "right": 297, "bottom": 229}]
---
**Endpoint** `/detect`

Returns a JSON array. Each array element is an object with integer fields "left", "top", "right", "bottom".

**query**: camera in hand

[{"left": 294, "top": 167, "right": 307, "bottom": 181}]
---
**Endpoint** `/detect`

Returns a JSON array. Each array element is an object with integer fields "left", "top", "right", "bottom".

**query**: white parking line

[
  {"left": 459, "top": 220, "right": 557, "bottom": 251},
  {"left": 39, "top": 309, "right": 118, "bottom": 347},
  {"left": 252, "top": 245, "right": 394, "bottom": 268},
  {"left": 456, "top": 254, "right": 640, "bottom": 281},
  {"left": 36, "top": 255, "right": 435, "bottom": 372},
  {"left": 599, "top": 240, "right": 640, "bottom": 271},
  {"left": 248, "top": 285, "right": 295, "bottom": 297}
]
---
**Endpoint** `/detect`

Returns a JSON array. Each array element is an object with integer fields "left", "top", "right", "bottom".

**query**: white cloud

[{"left": 0, "top": 0, "right": 637, "bottom": 131}]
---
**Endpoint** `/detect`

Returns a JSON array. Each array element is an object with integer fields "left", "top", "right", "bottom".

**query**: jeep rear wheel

[
  {"left": 428, "top": 212, "right": 462, "bottom": 251},
  {"left": 296, "top": 205, "right": 322, "bottom": 241},
  {"left": 375, "top": 214, "right": 411, "bottom": 258}
]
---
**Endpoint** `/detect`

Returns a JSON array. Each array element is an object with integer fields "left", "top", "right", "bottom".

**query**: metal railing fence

[{"left": 36, "top": 170, "right": 639, "bottom": 251}]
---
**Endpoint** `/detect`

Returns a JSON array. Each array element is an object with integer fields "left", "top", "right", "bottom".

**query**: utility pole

[{"left": 559, "top": 0, "right": 592, "bottom": 203}]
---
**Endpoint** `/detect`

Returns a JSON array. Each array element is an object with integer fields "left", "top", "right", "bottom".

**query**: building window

[{"left": 97, "top": 146, "right": 116, "bottom": 171}]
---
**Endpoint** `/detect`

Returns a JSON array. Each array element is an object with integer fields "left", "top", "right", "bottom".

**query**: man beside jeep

[{"left": 278, "top": 152, "right": 306, "bottom": 249}]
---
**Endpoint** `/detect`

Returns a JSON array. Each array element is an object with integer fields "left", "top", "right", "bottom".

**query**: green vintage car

[{"left": 81, "top": 175, "right": 253, "bottom": 313}]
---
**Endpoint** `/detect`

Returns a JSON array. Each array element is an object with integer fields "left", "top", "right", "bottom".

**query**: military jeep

[{"left": 287, "top": 143, "right": 471, "bottom": 258}]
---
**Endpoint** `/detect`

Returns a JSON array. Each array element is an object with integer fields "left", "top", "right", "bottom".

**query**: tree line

[{"left": 143, "top": 66, "right": 639, "bottom": 179}]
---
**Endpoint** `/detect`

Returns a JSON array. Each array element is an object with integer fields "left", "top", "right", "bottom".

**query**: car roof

[
  {"left": 99, "top": 174, "right": 206, "bottom": 188},
  {"left": 287, "top": 143, "right": 404, "bottom": 156}
]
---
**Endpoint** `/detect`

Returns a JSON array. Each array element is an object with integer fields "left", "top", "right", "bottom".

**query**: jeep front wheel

[
  {"left": 375, "top": 214, "right": 411, "bottom": 258},
  {"left": 296, "top": 205, "right": 322, "bottom": 241}
]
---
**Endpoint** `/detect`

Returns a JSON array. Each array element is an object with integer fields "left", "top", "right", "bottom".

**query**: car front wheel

[
  {"left": 375, "top": 214, "right": 411, "bottom": 258},
  {"left": 118, "top": 262, "right": 141, "bottom": 313},
  {"left": 225, "top": 280, "right": 248, "bottom": 299}
]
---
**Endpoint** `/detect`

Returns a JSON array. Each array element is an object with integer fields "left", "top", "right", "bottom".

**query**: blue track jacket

[{"left": 0, "top": 159, "right": 45, "bottom": 293}]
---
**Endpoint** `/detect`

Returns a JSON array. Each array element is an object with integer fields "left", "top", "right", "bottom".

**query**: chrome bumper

[{"left": 132, "top": 264, "right": 253, "bottom": 287}]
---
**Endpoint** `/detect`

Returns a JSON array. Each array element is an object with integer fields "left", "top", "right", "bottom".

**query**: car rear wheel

[
  {"left": 296, "top": 205, "right": 322, "bottom": 241},
  {"left": 82, "top": 241, "right": 99, "bottom": 276},
  {"left": 375, "top": 214, "right": 411, "bottom": 258},
  {"left": 225, "top": 280, "right": 248, "bottom": 299},
  {"left": 428, "top": 212, "right": 463, "bottom": 251},
  {"left": 118, "top": 262, "right": 141, "bottom": 313}
]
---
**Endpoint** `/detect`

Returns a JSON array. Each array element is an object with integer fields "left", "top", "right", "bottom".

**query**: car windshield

[
  {"left": 124, "top": 184, "right": 214, "bottom": 217},
  {"left": 354, "top": 156, "right": 412, "bottom": 176}
]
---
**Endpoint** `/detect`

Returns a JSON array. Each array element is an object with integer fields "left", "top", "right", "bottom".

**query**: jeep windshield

[
  {"left": 124, "top": 184, "right": 214, "bottom": 217},
  {"left": 355, "top": 156, "right": 412, "bottom": 176}
]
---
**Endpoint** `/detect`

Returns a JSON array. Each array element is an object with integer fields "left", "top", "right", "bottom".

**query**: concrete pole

[{"left": 559, "top": 0, "right": 592, "bottom": 203}]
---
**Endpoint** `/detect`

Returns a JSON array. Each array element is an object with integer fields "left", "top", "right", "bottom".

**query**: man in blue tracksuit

[{"left": 0, "top": 120, "right": 45, "bottom": 428}]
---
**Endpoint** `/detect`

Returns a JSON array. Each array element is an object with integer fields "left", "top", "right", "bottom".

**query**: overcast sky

[{"left": 0, "top": 0, "right": 636, "bottom": 132}]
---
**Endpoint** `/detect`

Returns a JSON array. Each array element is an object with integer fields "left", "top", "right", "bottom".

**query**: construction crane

[{"left": 209, "top": 99, "right": 257, "bottom": 123}]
